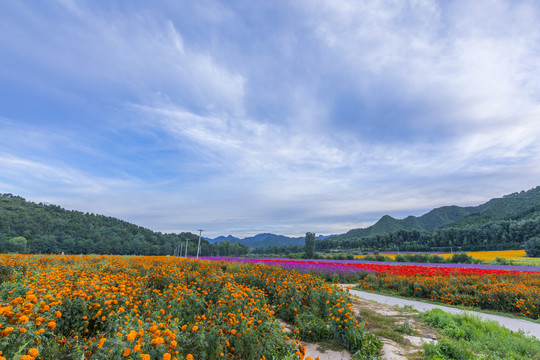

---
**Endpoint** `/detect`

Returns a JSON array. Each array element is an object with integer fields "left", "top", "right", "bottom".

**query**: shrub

[
  {"left": 428, "top": 254, "right": 444, "bottom": 263},
  {"left": 424, "top": 338, "right": 473, "bottom": 360},
  {"left": 525, "top": 237, "right": 540, "bottom": 257},
  {"left": 448, "top": 253, "right": 474, "bottom": 264},
  {"left": 296, "top": 313, "right": 333, "bottom": 342},
  {"left": 394, "top": 254, "right": 406, "bottom": 262}
]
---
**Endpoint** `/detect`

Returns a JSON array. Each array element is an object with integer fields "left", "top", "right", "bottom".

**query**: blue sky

[{"left": 1, "top": 0, "right": 540, "bottom": 238}]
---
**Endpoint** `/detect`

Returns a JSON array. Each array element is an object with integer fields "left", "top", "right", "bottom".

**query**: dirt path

[
  {"left": 348, "top": 288, "right": 540, "bottom": 340},
  {"left": 298, "top": 291, "right": 439, "bottom": 360}
]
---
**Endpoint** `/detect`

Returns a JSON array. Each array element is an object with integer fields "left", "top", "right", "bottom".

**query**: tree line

[
  {"left": 253, "top": 217, "right": 540, "bottom": 256},
  {"left": 315, "top": 216, "right": 540, "bottom": 253},
  {"left": 0, "top": 194, "right": 249, "bottom": 256}
]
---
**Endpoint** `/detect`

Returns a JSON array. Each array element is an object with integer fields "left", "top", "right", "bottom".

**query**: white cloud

[
  {"left": 2, "top": 1, "right": 540, "bottom": 238},
  {"left": 2, "top": 2, "right": 246, "bottom": 117},
  {"left": 297, "top": 0, "right": 540, "bottom": 170}
]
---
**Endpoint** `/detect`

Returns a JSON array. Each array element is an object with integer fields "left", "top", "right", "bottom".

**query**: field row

[
  {"left": 0, "top": 254, "right": 380, "bottom": 360},
  {"left": 207, "top": 257, "right": 540, "bottom": 320}
]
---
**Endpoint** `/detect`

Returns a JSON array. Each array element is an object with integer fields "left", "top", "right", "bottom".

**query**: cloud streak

[{"left": 1, "top": 1, "right": 540, "bottom": 237}]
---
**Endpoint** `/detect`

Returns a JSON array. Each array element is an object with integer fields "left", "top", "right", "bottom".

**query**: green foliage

[
  {"left": 5, "top": 236, "right": 27, "bottom": 253},
  {"left": 296, "top": 313, "right": 333, "bottom": 342},
  {"left": 423, "top": 338, "right": 473, "bottom": 360},
  {"left": 525, "top": 236, "right": 540, "bottom": 257},
  {"left": 448, "top": 253, "right": 477, "bottom": 264},
  {"left": 421, "top": 308, "right": 540, "bottom": 360},
  {"left": 493, "top": 256, "right": 511, "bottom": 265},
  {"left": 311, "top": 186, "right": 540, "bottom": 254},
  {"left": 304, "top": 232, "right": 316, "bottom": 259},
  {"left": 0, "top": 263, "right": 13, "bottom": 283},
  {"left": 0, "top": 193, "right": 249, "bottom": 256}
]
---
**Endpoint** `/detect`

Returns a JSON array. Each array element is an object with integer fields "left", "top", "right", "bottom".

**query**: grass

[
  {"left": 350, "top": 298, "right": 540, "bottom": 360},
  {"left": 422, "top": 308, "right": 540, "bottom": 360},
  {"left": 356, "top": 307, "right": 417, "bottom": 346},
  {"left": 494, "top": 258, "right": 540, "bottom": 267},
  {"left": 352, "top": 286, "right": 540, "bottom": 324}
]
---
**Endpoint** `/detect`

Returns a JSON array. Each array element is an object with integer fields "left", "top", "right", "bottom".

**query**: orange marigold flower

[
  {"left": 48, "top": 321, "right": 56, "bottom": 330},
  {"left": 191, "top": 326, "right": 198, "bottom": 332},
  {"left": 1, "top": 327, "right": 14, "bottom": 337},
  {"left": 163, "top": 353, "right": 172, "bottom": 360},
  {"left": 55, "top": 311, "right": 62, "bottom": 318},
  {"left": 122, "top": 348, "right": 131, "bottom": 357},
  {"left": 141, "top": 354, "right": 150, "bottom": 360},
  {"left": 127, "top": 330, "right": 137, "bottom": 341},
  {"left": 186, "top": 355, "right": 194, "bottom": 360},
  {"left": 28, "top": 348, "right": 39, "bottom": 357}
]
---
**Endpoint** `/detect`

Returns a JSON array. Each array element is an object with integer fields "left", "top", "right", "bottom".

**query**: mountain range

[
  {"left": 2, "top": 185, "right": 539, "bottom": 253},
  {"left": 332, "top": 185, "right": 540, "bottom": 243},
  {"left": 207, "top": 186, "right": 540, "bottom": 248}
]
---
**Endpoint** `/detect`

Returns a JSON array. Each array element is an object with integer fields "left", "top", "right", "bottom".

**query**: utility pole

[
  {"left": 185, "top": 237, "right": 189, "bottom": 257},
  {"left": 196, "top": 229, "right": 204, "bottom": 259}
]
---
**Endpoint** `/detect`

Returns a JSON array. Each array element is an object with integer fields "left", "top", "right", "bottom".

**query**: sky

[{"left": 1, "top": 0, "right": 540, "bottom": 238}]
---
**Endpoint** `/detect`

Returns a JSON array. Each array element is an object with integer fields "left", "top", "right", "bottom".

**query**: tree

[
  {"left": 7, "top": 236, "right": 27, "bottom": 253},
  {"left": 525, "top": 236, "right": 540, "bottom": 257},
  {"left": 305, "top": 232, "right": 315, "bottom": 259}
]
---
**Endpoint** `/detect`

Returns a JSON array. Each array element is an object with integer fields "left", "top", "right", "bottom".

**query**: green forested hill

[
  {"left": 336, "top": 187, "right": 540, "bottom": 241},
  {"left": 0, "top": 193, "right": 248, "bottom": 256},
  {"left": 321, "top": 186, "right": 540, "bottom": 252}
]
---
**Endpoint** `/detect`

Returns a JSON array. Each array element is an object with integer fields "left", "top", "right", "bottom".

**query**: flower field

[
  {"left": 205, "top": 257, "right": 540, "bottom": 320},
  {"left": 355, "top": 265, "right": 540, "bottom": 319},
  {"left": 350, "top": 249, "right": 529, "bottom": 261},
  {"left": 0, "top": 255, "right": 380, "bottom": 360}
]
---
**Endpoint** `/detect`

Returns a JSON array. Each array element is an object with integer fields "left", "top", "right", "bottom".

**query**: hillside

[
  {"left": 0, "top": 194, "right": 248, "bottom": 256},
  {"left": 334, "top": 186, "right": 540, "bottom": 242}
]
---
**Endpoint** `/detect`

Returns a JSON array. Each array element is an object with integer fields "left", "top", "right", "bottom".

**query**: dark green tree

[
  {"left": 525, "top": 236, "right": 540, "bottom": 257},
  {"left": 305, "top": 232, "right": 315, "bottom": 259}
]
